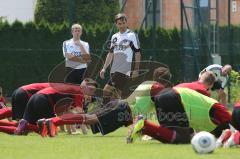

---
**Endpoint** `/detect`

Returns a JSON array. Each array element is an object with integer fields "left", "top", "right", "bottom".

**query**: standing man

[
  {"left": 199, "top": 64, "right": 232, "bottom": 106},
  {"left": 99, "top": 13, "right": 141, "bottom": 104},
  {"left": 63, "top": 23, "right": 91, "bottom": 84}
]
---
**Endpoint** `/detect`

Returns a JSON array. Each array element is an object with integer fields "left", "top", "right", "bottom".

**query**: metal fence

[{"left": 181, "top": 0, "right": 240, "bottom": 81}]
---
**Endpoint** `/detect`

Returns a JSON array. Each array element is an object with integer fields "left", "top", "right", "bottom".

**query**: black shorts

[
  {"left": 90, "top": 100, "right": 132, "bottom": 135},
  {"left": 107, "top": 72, "right": 128, "bottom": 91},
  {"left": 65, "top": 67, "right": 86, "bottom": 84},
  {"left": 11, "top": 88, "right": 30, "bottom": 120},
  {"left": 154, "top": 89, "right": 189, "bottom": 128},
  {"left": 23, "top": 94, "right": 55, "bottom": 124}
]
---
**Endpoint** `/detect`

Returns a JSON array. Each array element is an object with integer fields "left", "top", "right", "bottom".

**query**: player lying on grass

[
  {"left": 0, "top": 79, "right": 97, "bottom": 135},
  {"left": 37, "top": 67, "right": 172, "bottom": 137},
  {"left": 127, "top": 84, "right": 232, "bottom": 144}
]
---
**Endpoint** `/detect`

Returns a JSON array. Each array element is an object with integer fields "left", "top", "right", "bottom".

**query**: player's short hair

[
  {"left": 115, "top": 13, "right": 127, "bottom": 23},
  {"left": 71, "top": 23, "right": 82, "bottom": 31},
  {"left": 83, "top": 78, "right": 98, "bottom": 88},
  {"left": 153, "top": 67, "right": 172, "bottom": 87},
  {"left": 200, "top": 71, "right": 216, "bottom": 85}
]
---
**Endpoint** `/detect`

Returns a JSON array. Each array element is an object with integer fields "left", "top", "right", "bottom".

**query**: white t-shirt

[
  {"left": 63, "top": 39, "right": 90, "bottom": 69},
  {"left": 110, "top": 29, "right": 140, "bottom": 76},
  {"left": 199, "top": 64, "right": 228, "bottom": 88}
]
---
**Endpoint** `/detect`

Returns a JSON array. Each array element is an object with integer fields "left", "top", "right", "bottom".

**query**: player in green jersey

[{"left": 127, "top": 85, "right": 232, "bottom": 144}]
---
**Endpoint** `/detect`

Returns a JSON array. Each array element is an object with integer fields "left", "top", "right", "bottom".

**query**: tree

[
  {"left": 34, "top": 0, "right": 119, "bottom": 26},
  {"left": 34, "top": 0, "right": 68, "bottom": 24}
]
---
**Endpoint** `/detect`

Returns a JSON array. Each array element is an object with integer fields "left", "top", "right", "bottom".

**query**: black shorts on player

[
  {"left": 154, "top": 88, "right": 189, "bottom": 128},
  {"left": 90, "top": 100, "right": 132, "bottom": 135},
  {"left": 23, "top": 94, "right": 56, "bottom": 125},
  {"left": 11, "top": 88, "right": 31, "bottom": 120}
]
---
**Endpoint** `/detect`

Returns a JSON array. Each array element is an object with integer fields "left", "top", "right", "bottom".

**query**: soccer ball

[{"left": 191, "top": 131, "right": 216, "bottom": 154}]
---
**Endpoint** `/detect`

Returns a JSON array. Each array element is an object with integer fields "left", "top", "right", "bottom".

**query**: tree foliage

[{"left": 34, "top": 0, "right": 119, "bottom": 25}]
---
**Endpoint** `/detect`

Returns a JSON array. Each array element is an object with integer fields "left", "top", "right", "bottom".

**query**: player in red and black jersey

[
  {"left": 0, "top": 83, "right": 59, "bottom": 134},
  {"left": 12, "top": 83, "right": 52, "bottom": 120},
  {"left": 0, "top": 83, "right": 51, "bottom": 121},
  {"left": 14, "top": 78, "right": 97, "bottom": 135}
]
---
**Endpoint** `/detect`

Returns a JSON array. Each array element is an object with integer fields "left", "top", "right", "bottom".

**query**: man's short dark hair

[{"left": 153, "top": 67, "right": 172, "bottom": 87}]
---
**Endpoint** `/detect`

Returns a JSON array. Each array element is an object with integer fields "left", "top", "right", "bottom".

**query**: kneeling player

[
  {"left": 0, "top": 83, "right": 54, "bottom": 134},
  {"left": 127, "top": 84, "right": 232, "bottom": 144},
  {"left": 14, "top": 78, "right": 97, "bottom": 135},
  {"left": 0, "top": 83, "right": 52, "bottom": 121}
]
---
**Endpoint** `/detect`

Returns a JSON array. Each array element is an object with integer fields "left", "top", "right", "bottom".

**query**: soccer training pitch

[{"left": 0, "top": 128, "right": 239, "bottom": 159}]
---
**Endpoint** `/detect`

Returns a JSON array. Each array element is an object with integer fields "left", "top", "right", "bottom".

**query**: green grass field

[{"left": 0, "top": 128, "right": 239, "bottom": 159}]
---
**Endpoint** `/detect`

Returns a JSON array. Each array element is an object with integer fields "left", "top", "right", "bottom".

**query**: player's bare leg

[{"left": 38, "top": 113, "right": 99, "bottom": 137}]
